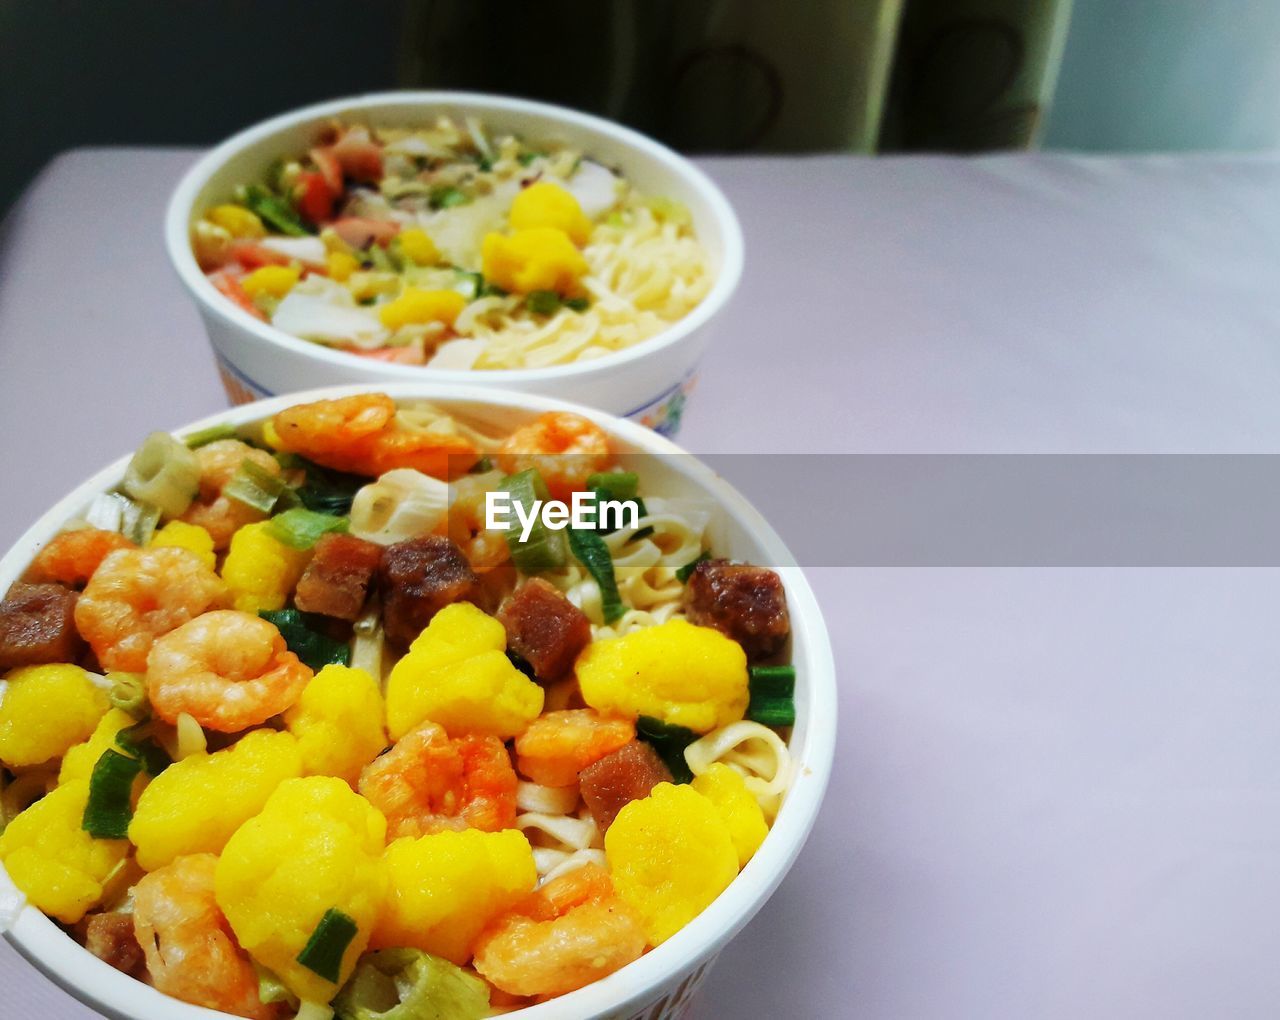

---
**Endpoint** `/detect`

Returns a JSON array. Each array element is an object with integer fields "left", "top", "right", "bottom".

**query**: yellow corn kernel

[
  {"left": 221, "top": 520, "right": 312, "bottom": 613},
  {"left": 347, "top": 270, "right": 400, "bottom": 302},
  {"left": 0, "top": 780, "right": 129, "bottom": 923},
  {"left": 207, "top": 204, "right": 266, "bottom": 239},
  {"left": 396, "top": 227, "right": 440, "bottom": 266},
  {"left": 509, "top": 181, "right": 593, "bottom": 246},
  {"left": 605, "top": 782, "right": 738, "bottom": 945},
  {"left": 378, "top": 288, "right": 467, "bottom": 330},
  {"left": 0, "top": 664, "right": 109, "bottom": 768},
  {"left": 481, "top": 227, "right": 588, "bottom": 296},
  {"left": 373, "top": 829, "right": 536, "bottom": 963},
  {"left": 216, "top": 776, "right": 387, "bottom": 1003},
  {"left": 691, "top": 762, "right": 768, "bottom": 867},
  {"left": 285, "top": 664, "right": 387, "bottom": 787},
  {"left": 242, "top": 265, "right": 301, "bottom": 301},
  {"left": 128, "top": 729, "right": 302, "bottom": 871},
  {"left": 326, "top": 250, "right": 360, "bottom": 282},
  {"left": 148, "top": 520, "right": 216, "bottom": 570}
]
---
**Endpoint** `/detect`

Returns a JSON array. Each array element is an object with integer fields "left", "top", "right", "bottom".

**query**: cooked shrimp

[
  {"left": 472, "top": 862, "right": 645, "bottom": 998},
  {"left": 514, "top": 710, "right": 635, "bottom": 787},
  {"left": 272, "top": 393, "right": 479, "bottom": 480},
  {"left": 31, "top": 527, "right": 135, "bottom": 587},
  {"left": 146, "top": 610, "right": 311, "bottom": 732},
  {"left": 358, "top": 720, "right": 517, "bottom": 838},
  {"left": 495, "top": 411, "right": 612, "bottom": 502},
  {"left": 132, "top": 854, "right": 274, "bottom": 1020},
  {"left": 179, "top": 439, "right": 281, "bottom": 550},
  {"left": 446, "top": 474, "right": 511, "bottom": 573},
  {"left": 75, "top": 547, "right": 231, "bottom": 672}
]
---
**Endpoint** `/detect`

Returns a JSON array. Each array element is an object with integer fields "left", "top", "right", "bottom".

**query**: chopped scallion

[
  {"left": 429, "top": 186, "right": 470, "bottom": 210},
  {"left": 183, "top": 423, "right": 239, "bottom": 449},
  {"left": 82, "top": 749, "right": 143, "bottom": 839},
  {"left": 114, "top": 721, "right": 172, "bottom": 777},
  {"left": 260, "top": 609, "right": 351, "bottom": 671},
  {"left": 747, "top": 664, "right": 796, "bottom": 727},
  {"left": 107, "top": 672, "right": 148, "bottom": 715},
  {"left": 499, "top": 469, "right": 568, "bottom": 574},
  {"left": 224, "top": 459, "right": 289, "bottom": 514},
  {"left": 635, "top": 715, "right": 697, "bottom": 784},
  {"left": 567, "top": 527, "right": 624, "bottom": 623},
  {"left": 586, "top": 471, "right": 640, "bottom": 502},
  {"left": 268, "top": 507, "right": 349, "bottom": 550},
  {"left": 239, "top": 184, "right": 309, "bottom": 236},
  {"left": 564, "top": 296, "right": 589, "bottom": 312},
  {"left": 294, "top": 457, "right": 368, "bottom": 516},
  {"left": 525, "top": 290, "right": 561, "bottom": 316},
  {"left": 121, "top": 432, "right": 201, "bottom": 520},
  {"left": 296, "top": 907, "right": 358, "bottom": 983}
]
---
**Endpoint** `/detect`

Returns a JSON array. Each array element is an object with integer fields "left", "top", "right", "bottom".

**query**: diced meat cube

[
  {"left": 579, "top": 740, "right": 673, "bottom": 832},
  {"left": 0, "top": 582, "right": 84, "bottom": 670},
  {"left": 78, "top": 912, "right": 144, "bottom": 976},
  {"left": 683, "top": 559, "right": 791, "bottom": 660},
  {"left": 497, "top": 579, "right": 591, "bottom": 683},
  {"left": 294, "top": 532, "right": 383, "bottom": 620},
  {"left": 378, "top": 535, "right": 480, "bottom": 645}
]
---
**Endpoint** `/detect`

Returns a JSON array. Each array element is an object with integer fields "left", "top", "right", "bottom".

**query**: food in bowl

[
  {"left": 192, "top": 117, "right": 713, "bottom": 373},
  {"left": 0, "top": 392, "right": 800, "bottom": 1019}
]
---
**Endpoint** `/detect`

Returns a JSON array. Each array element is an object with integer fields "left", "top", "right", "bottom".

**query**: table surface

[{"left": 4, "top": 148, "right": 1280, "bottom": 1020}]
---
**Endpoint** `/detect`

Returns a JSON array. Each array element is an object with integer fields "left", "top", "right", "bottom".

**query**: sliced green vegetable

[
  {"left": 676, "top": 551, "right": 711, "bottom": 584},
  {"left": 268, "top": 508, "right": 349, "bottom": 550},
  {"left": 429, "top": 186, "right": 470, "bottom": 210},
  {"left": 224, "top": 459, "right": 289, "bottom": 514},
  {"left": 293, "top": 457, "right": 368, "bottom": 516},
  {"left": 121, "top": 432, "right": 201, "bottom": 520},
  {"left": 82, "top": 749, "right": 143, "bottom": 839},
  {"left": 106, "top": 672, "right": 148, "bottom": 715},
  {"left": 517, "top": 150, "right": 545, "bottom": 167},
  {"left": 469, "top": 455, "right": 493, "bottom": 474},
  {"left": 239, "top": 184, "right": 309, "bottom": 236},
  {"left": 525, "top": 290, "right": 561, "bottom": 316},
  {"left": 121, "top": 498, "right": 162, "bottom": 546},
  {"left": 184, "top": 423, "right": 239, "bottom": 449},
  {"left": 567, "top": 527, "right": 624, "bottom": 623},
  {"left": 255, "top": 964, "right": 298, "bottom": 1008},
  {"left": 296, "top": 907, "right": 358, "bottom": 984},
  {"left": 498, "top": 469, "right": 567, "bottom": 574},
  {"left": 635, "top": 715, "right": 697, "bottom": 784},
  {"left": 745, "top": 697, "right": 795, "bottom": 728},
  {"left": 747, "top": 664, "right": 796, "bottom": 727},
  {"left": 114, "top": 720, "right": 172, "bottom": 777},
  {"left": 259, "top": 609, "right": 351, "bottom": 672},
  {"left": 333, "top": 948, "right": 489, "bottom": 1020},
  {"left": 366, "top": 243, "right": 396, "bottom": 274},
  {"left": 564, "top": 296, "right": 589, "bottom": 312},
  {"left": 586, "top": 471, "right": 640, "bottom": 502}
]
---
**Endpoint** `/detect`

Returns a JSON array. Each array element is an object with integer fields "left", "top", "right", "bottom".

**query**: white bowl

[
  {"left": 165, "top": 93, "right": 745, "bottom": 438},
  {"left": 0, "top": 384, "right": 834, "bottom": 1020}
]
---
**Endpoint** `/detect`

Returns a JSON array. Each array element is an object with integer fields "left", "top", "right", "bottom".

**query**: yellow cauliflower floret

[
  {"left": 508, "top": 181, "right": 594, "bottom": 246},
  {"left": 691, "top": 763, "right": 768, "bottom": 868},
  {"left": 605, "top": 782, "right": 738, "bottom": 945},
  {"left": 481, "top": 227, "right": 588, "bottom": 296},
  {"left": 58, "top": 708, "right": 139, "bottom": 785},
  {"left": 216, "top": 776, "right": 387, "bottom": 1003},
  {"left": 0, "top": 780, "right": 129, "bottom": 923},
  {"left": 384, "top": 602, "right": 543, "bottom": 740},
  {"left": 221, "top": 520, "right": 312, "bottom": 613},
  {"left": 242, "top": 265, "right": 301, "bottom": 300},
  {"left": 373, "top": 829, "right": 536, "bottom": 964},
  {"left": 396, "top": 227, "right": 440, "bottom": 266},
  {"left": 207, "top": 204, "right": 265, "bottom": 239},
  {"left": 326, "top": 250, "right": 360, "bottom": 282},
  {"left": 128, "top": 729, "right": 301, "bottom": 871},
  {"left": 148, "top": 520, "right": 216, "bottom": 570},
  {"left": 576, "top": 619, "right": 748, "bottom": 734},
  {"left": 378, "top": 287, "right": 467, "bottom": 330},
  {"left": 0, "top": 664, "right": 109, "bottom": 768},
  {"left": 285, "top": 664, "right": 387, "bottom": 787}
]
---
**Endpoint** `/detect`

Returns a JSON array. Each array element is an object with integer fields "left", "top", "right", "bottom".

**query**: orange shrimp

[
  {"left": 358, "top": 720, "right": 517, "bottom": 838},
  {"left": 514, "top": 710, "right": 635, "bottom": 788},
  {"left": 272, "top": 393, "right": 479, "bottom": 480},
  {"left": 75, "top": 547, "right": 231, "bottom": 672},
  {"left": 145, "top": 610, "right": 311, "bottom": 732},
  {"left": 472, "top": 863, "right": 645, "bottom": 998},
  {"left": 30, "top": 528, "right": 135, "bottom": 587},
  {"left": 132, "top": 854, "right": 275, "bottom": 1020},
  {"left": 179, "top": 439, "right": 281, "bottom": 550},
  {"left": 495, "top": 411, "right": 612, "bottom": 502},
  {"left": 445, "top": 475, "right": 512, "bottom": 573}
]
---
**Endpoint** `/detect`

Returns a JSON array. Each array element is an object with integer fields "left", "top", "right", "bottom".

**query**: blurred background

[{"left": 4, "top": 0, "right": 1280, "bottom": 216}]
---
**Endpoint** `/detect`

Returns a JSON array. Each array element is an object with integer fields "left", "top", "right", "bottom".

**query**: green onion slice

[
  {"left": 675, "top": 551, "right": 711, "bottom": 584},
  {"left": 296, "top": 907, "right": 358, "bottom": 983},
  {"left": 293, "top": 457, "right": 368, "bottom": 516},
  {"left": 184, "top": 423, "right": 239, "bottom": 449},
  {"left": 260, "top": 609, "right": 351, "bottom": 671},
  {"left": 745, "top": 697, "right": 796, "bottom": 728},
  {"left": 567, "top": 527, "right": 624, "bottom": 623},
  {"left": 635, "top": 715, "right": 697, "bottom": 784},
  {"left": 429, "top": 186, "right": 470, "bottom": 210},
  {"left": 82, "top": 749, "right": 143, "bottom": 839},
  {"left": 268, "top": 507, "right": 349, "bottom": 550},
  {"left": 121, "top": 432, "right": 201, "bottom": 520},
  {"left": 239, "top": 185, "right": 309, "bottom": 236},
  {"left": 333, "top": 948, "right": 490, "bottom": 1020},
  {"left": 106, "top": 672, "right": 148, "bottom": 715},
  {"left": 498, "top": 469, "right": 568, "bottom": 575},
  {"left": 526, "top": 290, "right": 561, "bottom": 316},
  {"left": 747, "top": 664, "right": 796, "bottom": 727},
  {"left": 564, "top": 296, "right": 589, "bottom": 312},
  {"left": 224, "top": 459, "right": 289, "bottom": 514},
  {"left": 114, "top": 721, "right": 172, "bottom": 777}
]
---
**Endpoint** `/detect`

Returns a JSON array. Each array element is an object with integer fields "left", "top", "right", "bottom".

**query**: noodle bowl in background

[{"left": 167, "top": 95, "right": 744, "bottom": 437}]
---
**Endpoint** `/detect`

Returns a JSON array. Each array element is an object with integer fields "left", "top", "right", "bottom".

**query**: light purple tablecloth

[{"left": 4, "top": 148, "right": 1280, "bottom": 1019}]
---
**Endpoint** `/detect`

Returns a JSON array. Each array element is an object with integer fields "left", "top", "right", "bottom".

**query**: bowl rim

[
  {"left": 164, "top": 90, "right": 745, "bottom": 384},
  {"left": 0, "top": 383, "right": 835, "bottom": 1020}
]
